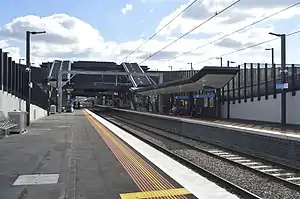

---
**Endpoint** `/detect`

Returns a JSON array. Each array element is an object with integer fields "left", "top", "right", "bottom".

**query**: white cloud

[
  {"left": 149, "top": 9, "right": 154, "bottom": 13},
  {"left": 0, "top": 40, "right": 9, "bottom": 48},
  {"left": 0, "top": 14, "right": 114, "bottom": 62},
  {"left": 121, "top": 4, "right": 133, "bottom": 15},
  {"left": 0, "top": 40, "right": 21, "bottom": 62},
  {"left": 156, "top": 0, "right": 300, "bottom": 37},
  {"left": 145, "top": 0, "right": 300, "bottom": 69}
]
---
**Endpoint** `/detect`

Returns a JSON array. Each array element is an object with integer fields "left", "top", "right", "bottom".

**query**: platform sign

[
  {"left": 194, "top": 93, "right": 215, "bottom": 99},
  {"left": 276, "top": 83, "right": 288, "bottom": 90},
  {"left": 203, "top": 88, "right": 216, "bottom": 92},
  {"left": 174, "top": 96, "right": 188, "bottom": 100},
  {"left": 175, "top": 94, "right": 216, "bottom": 100}
]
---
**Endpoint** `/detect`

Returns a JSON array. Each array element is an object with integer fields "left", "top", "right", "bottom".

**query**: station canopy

[{"left": 136, "top": 66, "right": 239, "bottom": 96}]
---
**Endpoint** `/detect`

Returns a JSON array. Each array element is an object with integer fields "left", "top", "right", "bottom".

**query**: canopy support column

[
  {"left": 188, "top": 92, "right": 193, "bottom": 116},
  {"left": 216, "top": 88, "right": 221, "bottom": 118}
]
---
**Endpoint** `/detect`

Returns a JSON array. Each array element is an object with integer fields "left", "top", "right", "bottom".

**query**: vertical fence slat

[
  {"left": 238, "top": 65, "right": 241, "bottom": 103},
  {"left": 292, "top": 64, "right": 296, "bottom": 96},
  {"left": 250, "top": 63, "right": 254, "bottom": 101},
  {"left": 273, "top": 63, "right": 277, "bottom": 98},
  {"left": 257, "top": 63, "right": 261, "bottom": 101},
  {"left": 265, "top": 63, "right": 268, "bottom": 99},
  {"left": 244, "top": 63, "right": 247, "bottom": 102}
]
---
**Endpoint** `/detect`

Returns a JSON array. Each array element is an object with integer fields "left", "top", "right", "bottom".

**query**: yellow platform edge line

[{"left": 120, "top": 188, "right": 190, "bottom": 199}]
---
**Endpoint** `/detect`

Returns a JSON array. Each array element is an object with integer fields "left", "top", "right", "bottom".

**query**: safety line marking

[
  {"left": 120, "top": 188, "right": 190, "bottom": 199},
  {"left": 85, "top": 112, "right": 185, "bottom": 198},
  {"left": 83, "top": 110, "right": 189, "bottom": 199}
]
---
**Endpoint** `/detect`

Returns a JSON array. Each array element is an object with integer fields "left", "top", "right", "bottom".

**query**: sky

[{"left": 0, "top": 0, "right": 300, "bottom": 71}]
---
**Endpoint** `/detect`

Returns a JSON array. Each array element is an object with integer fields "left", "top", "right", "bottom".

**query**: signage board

[
  {"left": 174, "top": 93, "right": 216, "bottom": 100},
  {"left": 194, "top": 93, "right": 216, "bottom": 98},
  {"left": 276, "top": 83, "right": 288, "bottom": 90}
]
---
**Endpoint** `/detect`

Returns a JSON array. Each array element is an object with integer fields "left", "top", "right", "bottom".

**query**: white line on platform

[{"left": 86, "top": 109, "right": 239, "bottom": 199}]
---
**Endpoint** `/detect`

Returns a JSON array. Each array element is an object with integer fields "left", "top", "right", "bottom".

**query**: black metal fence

[
  {"left": 0, "top": 48, "right": 49, "bottom": 110},
  {"left": 221, "top": 63, "right": 300, "bottom": 104}
]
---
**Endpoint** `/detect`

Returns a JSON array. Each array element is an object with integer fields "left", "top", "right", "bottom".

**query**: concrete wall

[
  {"left": 0, "top": 90, "right": 47, "bottom": 122},
  {"left": 221, "top": 91, "right": 300, "bottom": 124},
  {"left": 30, "top": 104, "right": 47, "bottom": 122}
]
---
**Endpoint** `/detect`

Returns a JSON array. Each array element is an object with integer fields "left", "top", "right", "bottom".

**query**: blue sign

[
  {"left": 276, "top": 84, "right": 284, "bottom": 89},
  {"left": 203, "top": 88, "right": 216, "bottom": 92},
  {"left": 174, "top": 96, "right": 188, "bottom": 100},
  {"left": 276, "top": 83, "right": 288, "bottom": 89},
  {"left": 194, "top": 94, "right": 215, "bottom": 99},
  {"left": 174, "top": 94, "right": 215, "bottom": 100}
]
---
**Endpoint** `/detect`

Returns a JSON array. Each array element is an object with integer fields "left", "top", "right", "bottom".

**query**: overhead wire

[
  {"left": 119, "top": 0, "right": 200, "bottom": 63},
  {"left": 287, "top": 29, "right": 300, "bottom": 36},
  {"left": 172, "top": 1, "right": 300, "bottom": 61},
  {"left": 138, "top": 0, "right": 242, "bottom": 65},
  {"left": 193, "top": 29, "right": 300, "bottom": 65}
]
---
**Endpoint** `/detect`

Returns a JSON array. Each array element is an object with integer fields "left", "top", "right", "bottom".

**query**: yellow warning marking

[{"left": 120, "top": 188, "right": 190, "bottom": 199}]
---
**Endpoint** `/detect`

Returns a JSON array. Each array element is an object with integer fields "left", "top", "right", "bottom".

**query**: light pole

[
  {"left": 269, "top": 32, "right": 287, "bottom": 125},
  {"left": 187, "top": 62, "right": 193, "bottom": 70},
  {"left": 226, "top": 60, "right": 235, "bottom": 119},
  {"left": 216, "top": 57, "right": 223, "bottom": 67},
  {"left": 168, "top": 65, "right": 173, "bottom": 71},
  {"left": 26, "top": 30, "right": 46, "bottom": 126},
  {"left": 265, "top": 48, "right": 275, "bottom": 99},
  {"left": 265, "top": 48, "right": 274, "bottom": 66},
  {"left": 47, "top": 80, "right": 51, "bottom": 116}
]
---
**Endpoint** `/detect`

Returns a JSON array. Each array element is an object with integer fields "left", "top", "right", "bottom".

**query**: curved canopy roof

[{"left": 136, "top": 66, "right": 239, "bottom": 95}]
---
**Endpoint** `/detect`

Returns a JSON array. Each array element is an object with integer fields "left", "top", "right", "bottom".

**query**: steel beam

[
  {"left": 55, "top": 69, "right": 162, "bottom": 112},
  {"left": 61, "top": 70, "right": 161, "bottom": 77}
]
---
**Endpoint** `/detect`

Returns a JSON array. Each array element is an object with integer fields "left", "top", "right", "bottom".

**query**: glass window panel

[
  {"left": 246, "top": 86, "right": 251, "bottom": 98},
  {"left": 240, "top": 89, "right": 244, "bottom": 98},
  {"left": 267, "top": 67, "right": 272, "bottom": 80},
  {"left": 296, "top": 67, "right": 300, "bottom": 80},
  {"left": 276, "top": 65, "right": 281, "bottom": 79},
  {"left": 247, "top": 67, "right": 251, "bottom": 86},
  {"left": 209, "top": 98, "right": 214, "bottom": 107},
  {"left": 252, "top": 65, "right": 257, "bottom": 85},
  {"left": 204, "top": 98, "right": 208, "bottom": 107},
  {"left": 260, "top": 67, "right": 265, "bottom": 83},
  {"left": 240, "top": 69, "right": 244, "bottom": 88}
]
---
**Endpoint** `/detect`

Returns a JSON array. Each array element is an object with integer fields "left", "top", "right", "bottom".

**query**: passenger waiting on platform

[
  {"left": 177, "top": 103, "right": 184, "bottom": 116},
  {"left": 191, "top": 105, "right": 197, "bottom": 117},
  {"left": 170, "top": 104, "right": 176, "bottom": 115}
]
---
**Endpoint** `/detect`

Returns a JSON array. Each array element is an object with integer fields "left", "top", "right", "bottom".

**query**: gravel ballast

[{"left": 106, "top": 115, "right": 300, "bottom": 199}]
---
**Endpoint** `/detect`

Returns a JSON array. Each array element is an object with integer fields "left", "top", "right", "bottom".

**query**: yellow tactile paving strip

[
  {"left": 120, "top": 188, "right": 190, "bottom": 199},
  {"left": 84, "top": 110, "right": 190, "bottom": 199}
]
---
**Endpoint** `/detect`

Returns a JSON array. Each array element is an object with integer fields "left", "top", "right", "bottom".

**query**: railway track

[
  {"left": 96, "top": 112, "right": 261, "bottom": 199},
  {"left": 106, "top": 114, "right": 300, "bottom": 189},
  {"left": 95, "top": 111, "right": 300, "bottom": 198}
]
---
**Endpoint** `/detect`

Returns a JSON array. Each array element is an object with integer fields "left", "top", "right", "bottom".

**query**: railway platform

[
  {"left": 188, "top": 117, "right": 300, "bottom": 137},
  {"left": 100, "top": 107, "right": 300, "bottom": 169},
  {"left": 0, "top": 110, "right": 238, "bottom": 199}
]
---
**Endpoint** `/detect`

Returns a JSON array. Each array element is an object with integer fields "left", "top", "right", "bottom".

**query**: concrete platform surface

[{"left": 0, "top": 110, "right": 198, "bottom": 199}]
